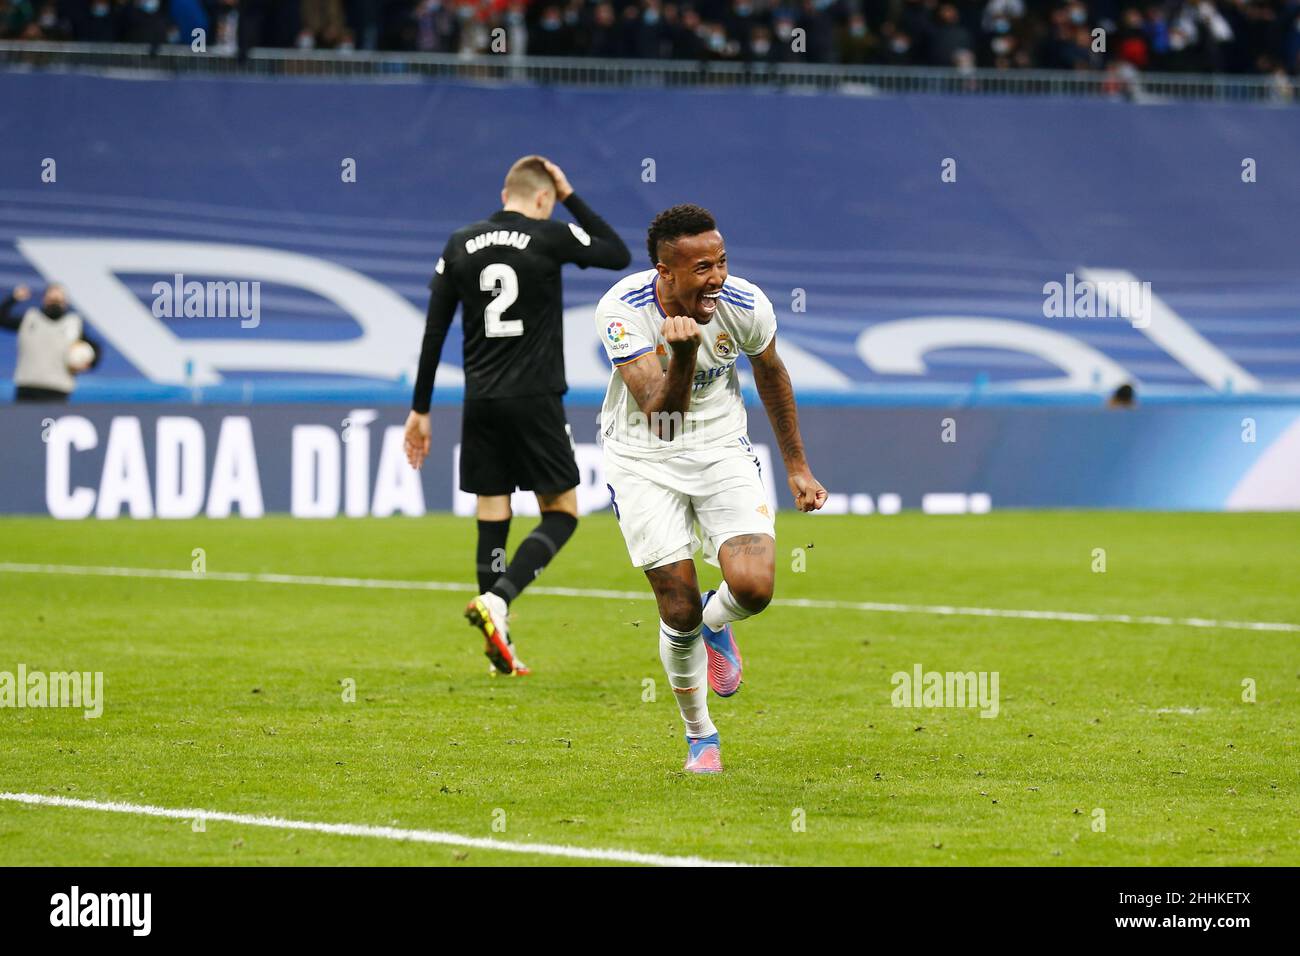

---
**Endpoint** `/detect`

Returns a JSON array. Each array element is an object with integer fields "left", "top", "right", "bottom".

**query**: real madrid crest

[{"left": 713, "top": 331, "right": 734, "bottom": 358}]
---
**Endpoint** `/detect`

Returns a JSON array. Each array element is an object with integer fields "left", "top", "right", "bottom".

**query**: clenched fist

[
  {"left": 661, "top": 314, "right": 703, "bottom": 357},
  {"left": 788, "top": 468, "right": 828, "bottom": 513}
]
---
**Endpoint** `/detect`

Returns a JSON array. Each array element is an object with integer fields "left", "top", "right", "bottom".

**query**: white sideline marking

[
  {"left": 0, "top": 561, "right": 1296, "bottom": 633},
  {"left": 0, "top": 792, "right": 753, "bottom": 868}
]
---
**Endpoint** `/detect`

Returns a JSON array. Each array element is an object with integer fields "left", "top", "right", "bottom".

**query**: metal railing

[{"left": 1, "top": 40, "right": 1297, "bottom": 103}]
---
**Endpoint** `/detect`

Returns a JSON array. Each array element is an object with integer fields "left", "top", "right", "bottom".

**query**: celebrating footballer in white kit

[{"left": 594, "top": 204, "right": 827, "bottom": 774}]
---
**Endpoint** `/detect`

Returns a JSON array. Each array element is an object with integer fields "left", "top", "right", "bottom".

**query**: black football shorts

[{"left": 460, "top": 394, "right": 581, "bottom": 496}]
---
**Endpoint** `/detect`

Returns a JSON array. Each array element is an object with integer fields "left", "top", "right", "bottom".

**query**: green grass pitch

[{"left": 0, "top": 511, "right": 1296, "bottom": 866}]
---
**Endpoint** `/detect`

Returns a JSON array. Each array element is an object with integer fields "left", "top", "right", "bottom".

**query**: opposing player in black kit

[{"left": 404, "top": 156, "right": 631, "bottom": 675}]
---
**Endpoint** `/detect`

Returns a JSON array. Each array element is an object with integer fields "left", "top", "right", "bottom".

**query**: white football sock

[
  {"left": 658, "top": 620, "right": 716, "bottom": 740},
  {"left": 702, "top": 581, "right": 756, "bottom": 632}
]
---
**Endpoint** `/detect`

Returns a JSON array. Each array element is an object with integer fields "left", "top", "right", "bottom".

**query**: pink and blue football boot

[
  {"left": 700, "top": 590, "right": 743, "bottom": 697},
  {"left": 684, "top": 732, "right": 723, "bottom": 773}
]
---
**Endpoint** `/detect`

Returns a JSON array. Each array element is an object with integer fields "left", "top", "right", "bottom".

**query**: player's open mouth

[{"left": 700, "top": 290, "right": 722, "bottom": 316}]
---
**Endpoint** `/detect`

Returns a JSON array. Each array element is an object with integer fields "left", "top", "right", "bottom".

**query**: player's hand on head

[
  {"left": 541, "top": 159, "right": 573, "bottom": 201},
  {"left": 403, "top": 410, "right": 432, "bottom": 470},
  {"left": 662, "top": 315, "right": 703, "bottom": 355},
  {"left": 788, "top": 469, "right": 827, "bottom": 513},
  {"left": 12, "top": 284, "right": 30, "bottom": 301}
]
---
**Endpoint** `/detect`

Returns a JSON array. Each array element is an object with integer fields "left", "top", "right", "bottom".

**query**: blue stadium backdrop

[{"left": 1, "top": 73, "right": 1298, "bottom": 514}]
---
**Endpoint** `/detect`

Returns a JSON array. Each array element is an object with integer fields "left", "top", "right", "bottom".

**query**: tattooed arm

[
  {"left": 616, "top": 314, "right": 702, "bottom": 440},
  {"left": 748, "top": 337, "right": 827, "bottom": 513}
]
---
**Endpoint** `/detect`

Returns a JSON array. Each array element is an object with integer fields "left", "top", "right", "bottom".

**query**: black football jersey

[{"left": 411, "top": 194, "right": 631, "bottom": 410}]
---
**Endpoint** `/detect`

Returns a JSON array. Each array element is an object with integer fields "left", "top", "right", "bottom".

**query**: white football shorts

[{"left": 603, "top": 436, "right": 776, "bottom": 570}]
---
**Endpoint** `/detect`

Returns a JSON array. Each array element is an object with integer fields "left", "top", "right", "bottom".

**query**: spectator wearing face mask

[
  {"left": 768, "top": 12, "right": 798, "bottom": 61},
  {"left": 1040, "top": 3, "right": 1091, "bottom": 69},
  {"left": 982, "top": 0, "right": 1021, "bottom": 65},
  {"left": 879, "top": 20, "right": 916, "bottom": 64},
  {"left": 725, "top": 0, "right": 757, "bottom": 57},
  {"left": 702, "top": 19, "right": 739, "bottom": 58},
  {"left": 837, "top": 12, "right": 876, "bottom": 63},
  {"left": 528, "top": 4, "right": 569, "bottom": 55},
  {"left": 1, "top": 284, "right": 102, "bottom": 404},
  {"left": 746, "top": 22, "right": 776, "bottom": 60},
  {"left": 72, "top": 0, "right": 119, "bottom": 42},
  {"left": 27, "top": 1, "right": 73, "bottom": 38},
  {"left": 981, "top": 0, "right": 1023, "bottom": 33},
  {"left": 122, "top": 0, "right": 170, "bottom": 44},
  {"left": 798, "top": 0, "right": 837, "bottom": 62},
  {"left": 636, "top": 0, "right": 670, "bottom": 58}
]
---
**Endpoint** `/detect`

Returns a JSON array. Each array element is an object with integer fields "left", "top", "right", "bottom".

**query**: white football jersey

[{"left": 594, "top": 269, "right": 777, "bottom": 460}]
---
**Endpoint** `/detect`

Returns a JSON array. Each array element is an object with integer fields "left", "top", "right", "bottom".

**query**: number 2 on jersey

[{"left": 479, "top": 263, "right": 523, "bottom": 338}]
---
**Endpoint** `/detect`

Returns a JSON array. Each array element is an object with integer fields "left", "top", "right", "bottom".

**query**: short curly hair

[{"left": 646, "top": 204, "right": 717, "bottom": 267}]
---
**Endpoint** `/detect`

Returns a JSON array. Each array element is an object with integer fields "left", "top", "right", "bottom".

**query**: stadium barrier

[
  {"left": 4, "top": 401, "right": 1298, "bottom": 516},
  {"left": 1, "top": 40, "right": 1297, "bottom": 103}
]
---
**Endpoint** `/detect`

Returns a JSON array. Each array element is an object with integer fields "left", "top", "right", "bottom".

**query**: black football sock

[
  {"left": 475, "top": 518, "right": 511, "bottom": 594},
  {"left": 489, "top": 511, "right": 578, "bottom": 606}
]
